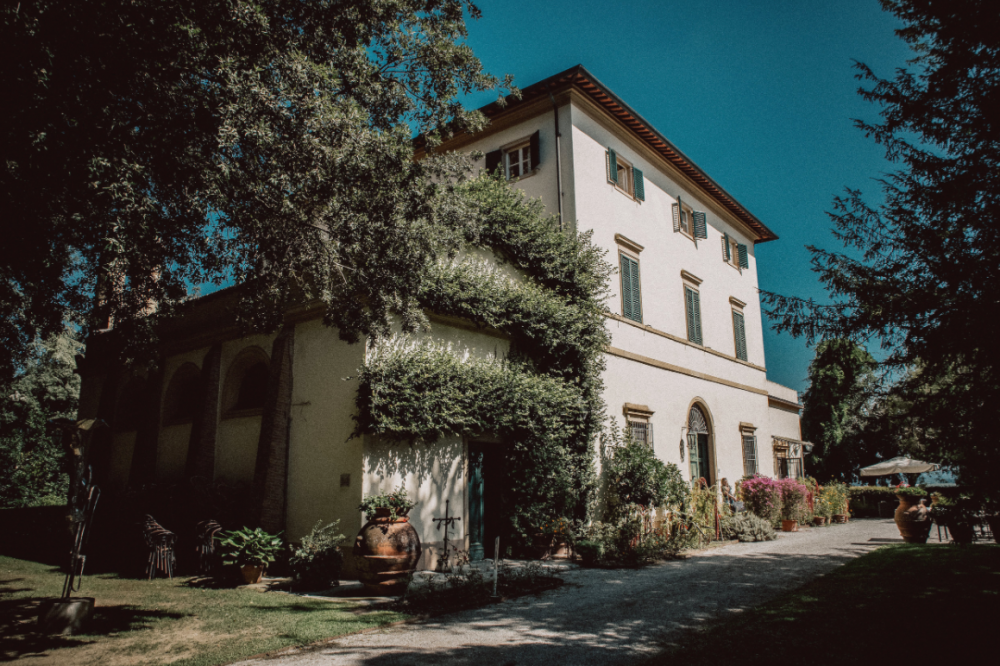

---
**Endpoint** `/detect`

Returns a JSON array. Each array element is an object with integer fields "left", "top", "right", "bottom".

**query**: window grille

[
  {"left": 628, "top": 420, "right": 653, "bottom": 447},
  {"left": 741, "top": 435, "right": 758, "bottom": 476}
]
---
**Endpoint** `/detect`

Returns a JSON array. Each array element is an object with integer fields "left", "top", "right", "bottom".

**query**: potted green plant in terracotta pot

[
  {"left": 354, "top": 484, "right": 421, "bottom": 594},
  {"left": 217, "top": 527, "right": 284, "bottom": 584}
]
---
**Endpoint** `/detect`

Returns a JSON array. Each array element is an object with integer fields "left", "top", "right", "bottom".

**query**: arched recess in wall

[
  {"left": 113, "top": 376, "right": 146, "bottom": 432},
  {"left": 221, "top": 346, "right": 270, "bottom": 418},
  {"left": 162, "top": 363, "right": 202, "bottom": 426},
  {"left": 685, "top": 399, "right": 717, "bottom": 486}
]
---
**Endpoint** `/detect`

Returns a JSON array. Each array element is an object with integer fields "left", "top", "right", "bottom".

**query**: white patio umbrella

[{"left": 859, "top": 456, "right": 940, "bottom": 477}]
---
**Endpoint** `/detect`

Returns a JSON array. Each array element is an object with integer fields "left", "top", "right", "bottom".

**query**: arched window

[
  {"left": 162, "top": 363, "right": 201, "bottom": 426},
  {"left": 222, "top": 347, "right": 269, "bottom": 417},
  {"left": 687, "top": 404, "right": 713, "bottom": 484}
]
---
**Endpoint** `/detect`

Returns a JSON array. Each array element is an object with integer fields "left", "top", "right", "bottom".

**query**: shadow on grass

[{"left": 0, "top": 593, "right": 187, "bottom": 662}]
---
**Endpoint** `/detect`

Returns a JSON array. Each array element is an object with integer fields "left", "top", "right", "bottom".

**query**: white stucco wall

[{"left": 361, "top": 435, "right": 466, "bottom": 572}]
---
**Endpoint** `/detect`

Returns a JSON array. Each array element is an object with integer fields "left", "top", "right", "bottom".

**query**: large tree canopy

[
  {"left": 764, "top": 0, "right": 1000, "bottom": 497},
  {"left": 1, "top": 0, "right": 511, "bottom": 382},
  {"left": 801, "top": 339, "right": 877, "bottom": 483}
]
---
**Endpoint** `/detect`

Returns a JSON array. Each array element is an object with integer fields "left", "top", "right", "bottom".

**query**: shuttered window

[
  {"left": 628, "top": 420, "right": 653, "bottom": 447},
  {"left": 737, "top": 243, "right": 749, "bottom": 269},
  {"left": 620, "top": 253, "right": 642, "bottom": 323},
  {"left": 742, "top": 434, "right": 758, "bottom": 476},
  {"left": 692, "top": 211, "right": 707, "bottom": 239},
  {"left": 732, "top": 310, "right": 748, "bottom": 361},
  {"left": 607, "top": 148, "right": 643, "bottom": 200},
  {"left": 684, "top": 285, "right": 702, "bottom": 345}
]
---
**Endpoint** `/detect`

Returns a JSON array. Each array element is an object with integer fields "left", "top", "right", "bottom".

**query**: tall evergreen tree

[
  {"left": 1, "top": 1, "right": 512, "bottom": 383},
  {"left": 764, "top": 0, "right": 1000, "bottom": 498},
  {"left": 801, "top": 339, "right": 876, "bottom": 483}
]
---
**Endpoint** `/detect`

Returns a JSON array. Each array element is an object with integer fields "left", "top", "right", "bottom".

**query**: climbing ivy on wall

[{"left": 353, "top": 174, "right": 613, "bottom": 541}]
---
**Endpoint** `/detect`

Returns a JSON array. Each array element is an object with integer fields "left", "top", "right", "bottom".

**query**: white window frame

[{"left": 504, "top": 141, "right": 532, "bottom": 180}]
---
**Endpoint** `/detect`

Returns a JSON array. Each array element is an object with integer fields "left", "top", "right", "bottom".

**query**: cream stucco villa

[{"left": 78, "top": 66, "right": 809, "bottom": 570}]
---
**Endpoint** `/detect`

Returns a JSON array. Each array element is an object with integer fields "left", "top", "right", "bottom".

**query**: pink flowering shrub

[
  {"left": 776, "top": 478, "right": 811, "bottom": 523},
  {"left": 740, "top": 476, "right": 782, "bottom": 525}
]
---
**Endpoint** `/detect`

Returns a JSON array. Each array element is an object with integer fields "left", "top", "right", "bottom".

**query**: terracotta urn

[
  {"left": 241, "top": 564, "right": 265, "bottom": 585},
  {"left": 781, "top": 519, "right": 799, "bottom": 532},
  {"left": 894, "top": 494, "right": 931, "bottom": 543},
  {"left": 831, "top": 514, "right": 848, "bottom": 524},
  {"left": 354, "top": 508, "right": 421, "bottom": 595},
  {"left": 813, "top": 516, "right": 826, "bottom": 526}
]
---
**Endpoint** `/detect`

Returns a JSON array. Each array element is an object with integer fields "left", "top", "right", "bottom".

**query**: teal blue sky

[{"left": 458, "top": 0, "right": 914, "bottom": 394}]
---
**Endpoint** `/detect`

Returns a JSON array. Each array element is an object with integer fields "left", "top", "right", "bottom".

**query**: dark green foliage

[
  {"left": 358, "top": 484, "right": 416, "bottom": 521},
  {"left": 0, "top": 330, "right": 81, "bottom": 508},
  {"left": 217, "top": 527, "right": 284, "bottom": 568},
  {"left": 288, "top": 520, "right": 346, "bottom": 589},
  {"left": 604, "top": 425, "right": 688, "bottom": 516},
  {"left": 763, "top": 0, "right": 1000, "bottom": 501},
  {"left": 721, "top": 514, "right": 776, "bottom": 542},
  {"left": 1, "top": 0, "right": 512, "bottom": 382},
  {"left": 574, "top": 539, "right": 605, "bottom": 566},
  {"left": 354, "top": 347, "right": 594, "bottom": 536},
  {"left": 801, "top": 339, "right": 877, "bottom": 482},
  {"left": 353, "top": 175, "right": 612, "bottom": 543}
]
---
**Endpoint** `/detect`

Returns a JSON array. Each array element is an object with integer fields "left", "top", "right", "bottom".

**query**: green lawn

[
  {"left": 0, "top": 556, "right": 407, "bottom": 666},
  {"left": 647, "top": 543, "right": 1000, "bottom": 664}
]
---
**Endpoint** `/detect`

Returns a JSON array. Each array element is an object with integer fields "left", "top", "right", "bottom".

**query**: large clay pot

[
  {"left": 354, "top": 508, "right": 421, "bottom": 595},
  {"left": 831, "top": 514, "right": 848, "bottom": 524},
  {"left": 781, "top": 520, "right": 799, "bottom": 532},
  {"left": 813, "top": 516, "right": 827, "bottom": 526},
  {"left": 894, "top": 494, "right": 931, "bottom": 543},
  {"left": 241, "top": 564, "right": 265, "bottom": 585}
]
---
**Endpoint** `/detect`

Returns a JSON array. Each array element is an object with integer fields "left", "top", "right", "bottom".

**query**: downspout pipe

[{"left": 547, "top": 88, "right": 564, "bottom": 231}]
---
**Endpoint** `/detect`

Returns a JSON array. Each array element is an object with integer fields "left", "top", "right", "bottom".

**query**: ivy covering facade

[{"left": 353, "top": 175, "right": 613, "bottom": 541}]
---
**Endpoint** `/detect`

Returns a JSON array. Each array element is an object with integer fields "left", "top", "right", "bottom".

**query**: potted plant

[
  {"left": 777, "top": 478, "right": 810, "bottom": 532},
  {"left": 217, "top": 527, "right": 284, "bottom": 584},
  {"left": 892, "top": 486, "right": 931, "bottom": 543},
  {"left": 824, "top": 483, "right": 849, "bottom": 523},
  {"left": 354, "top": 484, "right": 421, "bottom": 594},
  {"left": 932, "top": 494, "right": 978, "bottom": 545},
  {"left": 534, "top": 517, "right": 576, "bottom": 560},
  {"left": 289, "top": 520, "right": 346, "bottom": 590}
]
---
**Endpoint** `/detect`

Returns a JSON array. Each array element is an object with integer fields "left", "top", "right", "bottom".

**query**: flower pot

[
  {"left": 894, "top": 494, "right": 931, "bottom": 544},
  {"left": 532, "top": 534, "right": 572, "bottom": 560},
  {"left": 813, "top": 516, "right": 827, "bottom": 526},
  {"left": 948, "top": 522, "right": 975, "bottom": 545},
  {"left": 831, "top": 514, "right": 848, "bottom": 524},
  {"left": 354, "top": 508, "right": 421, "bottom": 595},
  {"left": 241, "top": 564, "right": 265, "bottom": 585},
  {"left": 987, "top": 515, "right": 1000, "bottom": 545},
  {"left": 781, "top": 520, "right": 799, "bottom": 532}
]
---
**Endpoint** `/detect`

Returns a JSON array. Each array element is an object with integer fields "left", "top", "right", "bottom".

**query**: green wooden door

[
  {"left": 688, "top": 433, "right": 711, "bottom": 483},
  {"left": 468, "top": 446, "right": 485, "bottom": 561}
]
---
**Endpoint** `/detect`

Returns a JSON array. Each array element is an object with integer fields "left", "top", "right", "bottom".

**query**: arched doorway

[{"left": 687, "top": 405, "right": 713, "bottom": 484}]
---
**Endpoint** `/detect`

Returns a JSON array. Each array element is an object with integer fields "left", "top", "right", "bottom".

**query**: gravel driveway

[{"left": 236, "top": 518, "right": 902, "bottom": 666}]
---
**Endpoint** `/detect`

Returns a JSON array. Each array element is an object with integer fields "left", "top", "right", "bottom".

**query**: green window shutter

[
  {"left": 693, "top": 211, "right": 707, "bottom": 239},
  {"left": 738, "top": 243, "right": 749, "bottom": 269},
  {"left": 723, "top": 232, "right": 731, "bottom": 261},
  {"left": 608, "top": 148, "right": 618, "bottom": 184},
  {"left": 685, "top": 286, "right": 701, "bottom": 343},
  {"left": 692, "top": 289, "right": 702, "bottom": 344},
  {"left": 485, "top": 149, "right": 502, "bottom": 175},
  {"left": 620, "top": 253, "right": 633, "bottom": 320},
  {"left": 672, "top": 204, "right": 680, "bottom": 232},
  {"left": 629, "top": 257, "right": 642, "bottom": 323},
  {"left": 621, "top": 254, "right": 641, "bottom": 322},
  {"left": 733, "top": 310, "right": 747, "bottom": 361},
  {"left": 530, "top": 130, "right": 540, "bottom": 170},
  {"left": 633, "top": 167, "right": 644, "bottom": 201}
]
